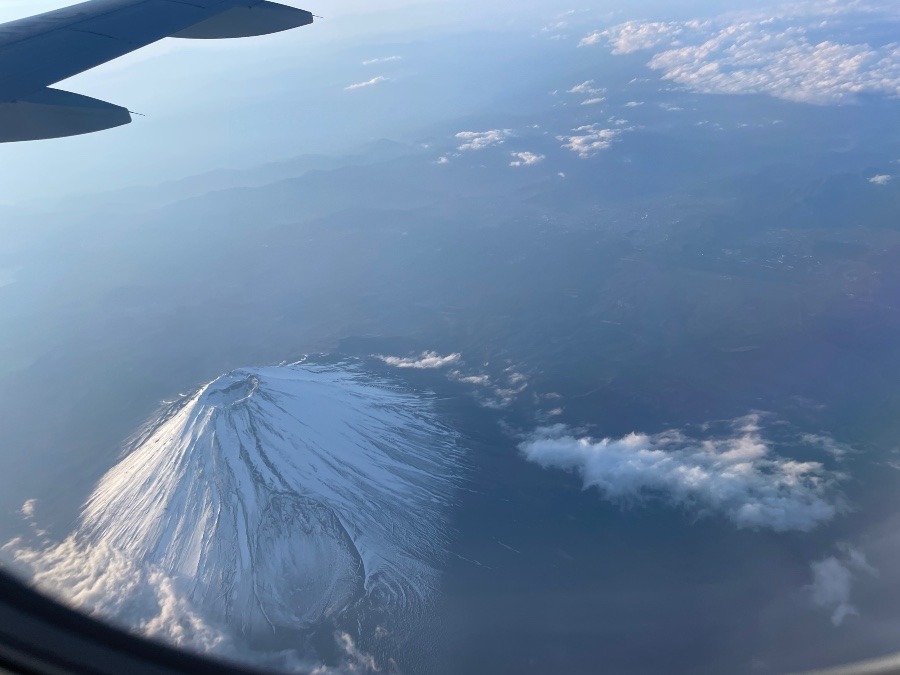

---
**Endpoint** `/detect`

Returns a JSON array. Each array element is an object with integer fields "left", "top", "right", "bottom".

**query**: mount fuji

[{"left": 6, "top": 360, "right": 463, "bottom": 668}]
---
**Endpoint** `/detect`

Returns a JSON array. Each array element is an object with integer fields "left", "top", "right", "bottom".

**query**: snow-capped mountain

[{"left": 7, "top": 361, "right": 463, "bottom": 664}]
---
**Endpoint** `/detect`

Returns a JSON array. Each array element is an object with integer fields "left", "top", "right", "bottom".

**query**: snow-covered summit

[{"left": 8, "top": 361, "right": 462, "bottom": 662}]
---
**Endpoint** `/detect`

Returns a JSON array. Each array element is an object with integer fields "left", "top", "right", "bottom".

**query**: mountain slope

[{"left": 7, "top": 361, "right": 462, "bottom": 664}]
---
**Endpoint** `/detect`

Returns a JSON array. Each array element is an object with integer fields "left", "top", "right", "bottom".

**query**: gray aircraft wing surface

[{"left": 0, "top": 0, "right": 313, "bottom": 142}]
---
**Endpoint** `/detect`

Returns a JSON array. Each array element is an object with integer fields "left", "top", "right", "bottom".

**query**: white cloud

[
  {"left": 448, "top": 367, "right": 530, "bottom": 409},
  {"left": 6, "top": 532, "right": 382, "bottom": 673},
  {"left": 542, "top": 20, "right": 569, "bottom": 33},
  {"left": 435, "top": 156, "right": 450, "bottom": 165},
  {"left": 510, "top": 151, "right": 545, "bottom": 167},
  {"left": 345, "top": 76, "right": 388, "bottom": 91},
  {"left": 455, "top": 129, "right": 513, "bottom": 151},
  {"left": 579, "top": 32, "right": 603, "bottom": 47},
  {"left": 558, "top": 124, "right": 624, "bottom": 158},
  {"left": 584, "top": 3, "right": 900, "bottom": 105},
  {"left": 362, "top": 55, "right": 401, "bottom": 65},
  {"left": 469, "top": 368, "right": 529, "bottom": 409},
  {"left": 449, "top": 371, "right": 492, "bottom": 386},
  {"left": 310, "top": 633, "right": 379, "bottom": 674},
  {"left": 582, "top": 19, "right": 693, "bottom": 52},
  {"left": 566, "top": 81, "right": 606, "bottom": 106},
  {"left": 519, "top": 415, "right": 843, "bottom": 532},
  {"left": 869, "top": 174, "right": 893, "bottom": 185},
  {"left": 810, "top": 546, "right": 878, "bottom": 626},
  {"left": 567, "top": 80, "right": 605, "bottom": 95},
  {"left": 624, "top": 100, "right": 644, "bottom": 107},
  {"left": 377, "top": 351, "right": 461, "bottom": 369},
  {"left": 20, "top": 499, "right": 37, "bottom": 519},
  {"left": 507, "top": 371, "right": 526, "bottom": 385},
  {"left": 5, "top": 536, "right": 231, "bottom": 653}
]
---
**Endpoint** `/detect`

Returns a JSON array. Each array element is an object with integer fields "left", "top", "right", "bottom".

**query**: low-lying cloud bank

[
  {"left": 519, "top": 415, "right": 843, "bottom": 532},
  {"left": 581, "top": 1, "right": 900, "bottom": 105}
]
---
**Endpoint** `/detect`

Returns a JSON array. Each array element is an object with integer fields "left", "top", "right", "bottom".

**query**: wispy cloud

[
  {"left": 520, "top": 414, "right": 843, "bottom": 532},
  {"left": 362, "top": 55, "right": 402, "bottom": 66},
  {"left": 510, "top": 151, "right": 545, "bottom": 167},
  {"left": 810, "top": 546, "right": 878, "bottom": 626},
  {"left": 455, "top": 129, "right": 513, "bottom": 151},
  {"left": 310, "top": 632, "right": 379, "bottom": 674},
  {"left": 801, "top": 433, "right": 853, "bottom": 459},
  {"left": 20, "top": 499, "right": 37, "bottom": 518},
  {"left": 540, "top": 9, "right": 576, "bottom": 37},
  {"left": 345, "top": 76, "right": 388, "bottom": 91},
  {"left": 566, "top": 80, "right": 606, "bottom": 105},
  {"left": 869, "top": 174, "right": 893, "bottom": 185},
  {"left": 377, "top": 351, "right": 461, "bottom": 369},
  {"left": 449, "top": 366, "right": 529, "bottom": 409},
  {"left": 567, "top": 80, "right": 605, "bottom": 95}
]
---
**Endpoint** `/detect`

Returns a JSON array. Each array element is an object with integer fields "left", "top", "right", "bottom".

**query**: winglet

[
  {"left": 0, "top": 88, "right": 130, "bottom": 142},
  {"left": 172, "top": 2, "right": 313, "bottom": 40}
]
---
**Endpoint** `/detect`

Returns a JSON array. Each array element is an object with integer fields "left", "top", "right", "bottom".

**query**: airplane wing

[{"left": 0, "top": 0, "right": 313, "bottom": 142}]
